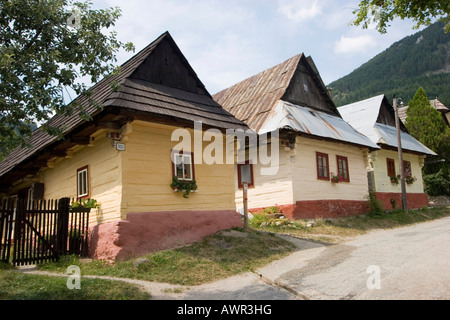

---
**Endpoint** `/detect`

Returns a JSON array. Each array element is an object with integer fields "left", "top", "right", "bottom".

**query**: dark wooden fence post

[
  {"left": 56, "top": 198, "right": 70, "bottom": 256},
  {"left": 0, "top": 199, "right": 14, "bottom": 264},
  {"left": 13, "top": 199, "right": 26, "bottom": 265}
]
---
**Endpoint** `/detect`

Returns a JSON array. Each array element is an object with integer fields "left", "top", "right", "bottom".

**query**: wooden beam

[
  {"left": 49, "top": 150, "right": 67, "bottom": 158},
  {"left": 97, "top": 121, "right": 122, "bottom": 130},
  {"left": 70, "top": 137, "right": 92, "bottom": 145}
]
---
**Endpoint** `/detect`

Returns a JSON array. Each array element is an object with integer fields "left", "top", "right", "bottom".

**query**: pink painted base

[
  {"left": 374, "top": 192, "right": 429, "bottom": 210},
  {"left": 88, "top": 210, "right": 243, "bottom": 262},
  {"left": 250, "top": 193, "right": 430, "bottom": 221},
  {"left": 250, "top": 200, "right": 368, "bottom": 220}
]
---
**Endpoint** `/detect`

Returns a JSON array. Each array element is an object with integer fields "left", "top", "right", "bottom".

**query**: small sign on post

[{"left": 243, "top": 182, "right": 248, "bottom": 229}]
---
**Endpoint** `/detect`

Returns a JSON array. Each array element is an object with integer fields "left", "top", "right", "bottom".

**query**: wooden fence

[{"left": 0, "top": 197, "right": 90, "bottom": 266}]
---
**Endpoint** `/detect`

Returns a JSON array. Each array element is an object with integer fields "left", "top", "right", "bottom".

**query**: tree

[
  {"left": 0, "top": 0, "right": 134, "bottom": 158},
  {"left": 353, "top": 0, "right": 450, "bottom": 34},
  {"left": 405, "top": 87, "right": 448, "bottom": 154}
]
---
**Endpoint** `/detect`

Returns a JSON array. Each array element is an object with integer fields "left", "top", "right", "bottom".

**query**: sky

[{"left": 90, "top": 0, "right": 427, "bottom": 95}]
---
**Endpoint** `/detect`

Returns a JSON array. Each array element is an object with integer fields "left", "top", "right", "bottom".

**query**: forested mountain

[{"left": 329, "top": 21, "right": 450, "bottom": 108}]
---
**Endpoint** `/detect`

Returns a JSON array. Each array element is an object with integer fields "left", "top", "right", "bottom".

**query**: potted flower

[
  {"left": 406, "top": 176, "right": 417, "bottom": 184},
  {"left": 390, "top": 175, "right": 399, "bottom": 185},
  {"left": 170, "top": 177, "right": 198, "bottom": 198},
  {"left": 330, "top": 172, "right": 342, "bottom": 183},
  {"left": 70, "top": 198, "right": 100, "bottom": 212}
]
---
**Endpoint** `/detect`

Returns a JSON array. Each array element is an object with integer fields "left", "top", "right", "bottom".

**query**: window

[
  {"left": 316, "top": 152, "right": 329, "bottom": 180},
  {"left": 77, "top": 166, "right": 89, "bottom": 199},
  {"left": 27, "top": 188, "right": 34, "bottom": 210},
  {"left": 237, "top": 161, "right": 254, "bottom": 189},
  {"left": 403, "top": 161, "right": 412, "bottom": 177},
  {"left": 337, "top": 156, "right": 350, "bottom": 182},
  {"left": 172, "top": 151, "right": 194, "bottom": 181},
  {"left": 386, "top": 158, "right": 396, "bottom": 177}
]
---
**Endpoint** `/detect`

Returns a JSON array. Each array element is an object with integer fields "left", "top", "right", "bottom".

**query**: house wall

[
  {"left": 292, "top": 136, "right": 370, "bottom": 201},
  {"left": 89, "top": 120, "right": 242, "bottom": 261},
  {"left": 237, "top": 136, "right": 371, "bottom": 219},
  {"left": 120, "top": 120, "right": 237, "bottom": 215},
  {"left": 370, "top": 148, "right": 428, "bottom": 209},
  {"left": 290, "top": 136, "right": 370, "bottom": 219},
  {"left": 38, "top": 129, "right": 123, "bottom": 226},
  {"left": 370, "top": 149, "right": 425, "bottom": 193},
  {"left": 234, "top": 142, "right": 294, "bottom": 212}
]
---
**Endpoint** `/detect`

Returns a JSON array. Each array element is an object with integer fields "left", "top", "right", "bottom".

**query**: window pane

[
  {"left": 175, "top": 155, "right": 184, "bottom": 179},
  {"left": 320, "top": 156, "right": 327, "bottom": 177},
  {"left": 183, "top": 155, "right": 192, "bottom": 180},
  {"left": 78, "top": 169, "right": 88, "bottom": 197},
  {"left": 173, "top": 153, "right": 193, "bottom": 181},
  {"left": 404, "top": 161, "right": 412, "bottom": 177},
  {"left": 338, "top": 158, "right": 348, "bottom": 180}
]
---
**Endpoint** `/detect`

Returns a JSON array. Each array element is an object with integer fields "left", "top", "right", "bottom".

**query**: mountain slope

[{"left": 328, "top": 21, "right": 450, "bottom": 107}]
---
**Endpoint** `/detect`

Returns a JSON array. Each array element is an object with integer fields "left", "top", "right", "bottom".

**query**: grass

[
  {"left": 0, "top": 267, "right": 150, "bottom": 300},
  {"left": 250, "top": 206, "right": 450, "bottom": 243},
  {"left": 37, "top": 228, "right": 296, "bottom": 286}
]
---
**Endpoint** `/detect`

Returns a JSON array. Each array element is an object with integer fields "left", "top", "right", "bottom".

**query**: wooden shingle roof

[
  {"left": 213, "top": 55, "right": 301, "bottom": 133},
  {"left": 0, "top": 31, "right": 248, "bottom": 188}
]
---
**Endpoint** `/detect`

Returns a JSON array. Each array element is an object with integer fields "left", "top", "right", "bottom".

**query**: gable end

[
  {"left": 130, "top": 34, "right": 209, "bottom": 96},
  {"left": 281, "top": 56, "right": 339, "bottom": 117}
]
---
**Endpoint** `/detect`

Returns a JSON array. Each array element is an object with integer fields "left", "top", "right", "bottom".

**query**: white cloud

[
  {"left": 334, "top": 34, "right": 377, "bottom": 54},
  {"left": 277, "top": 0, "right": 322, "bottom": 22}
]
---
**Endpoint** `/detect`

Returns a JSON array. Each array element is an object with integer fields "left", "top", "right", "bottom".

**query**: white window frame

[
  {"left": 173, "top": 151, "right": 194, "bottom": 181},
  {"left": 77, "top": 166, "right": 89, "bottom": 198}
]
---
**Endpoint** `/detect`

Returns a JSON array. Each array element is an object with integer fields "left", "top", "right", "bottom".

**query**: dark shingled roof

[{"left": 0, "top": 31, "right": 248, "bottom": 186}]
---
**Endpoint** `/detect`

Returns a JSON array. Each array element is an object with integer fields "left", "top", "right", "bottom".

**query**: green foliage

[
  {"left": 423, "top": 168, "right": 450, "bottom": 196},
  {"left": 70, "top": 198, "right": 100, "bottom": 209},
  {"left": 261, "top": 206, "right": 279, "bottom": 214},
  {"left": 0, "top": 0, "right": 134, "bottom": 158},
  {"left": 405, "top": 87, "right": 448, "bottom": 153},
  {"left": 170, "top": 177, "right": 198, "bottom": 198},
  {"left": 0, "top": 269, "right": 150, "bottom": 300},
  {"left": 352, "top": 0, "right": 449, "bottom": 34},
  {"left": 366, "top": 192, "right": 385, "bottom": 217},
  {"left": 330, "top": 21, "right": 450, "bottom": 108}
]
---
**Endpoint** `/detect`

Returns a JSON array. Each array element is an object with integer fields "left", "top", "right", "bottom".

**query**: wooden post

[
  {"left": 243, "top": 183, "right": 248, "bottom": 229},
  {"left": 57, "top": 198, "right": 70, "bottom": 256},
  {"left": 393, "top": 96, "right": 408, "bottom": 213}
]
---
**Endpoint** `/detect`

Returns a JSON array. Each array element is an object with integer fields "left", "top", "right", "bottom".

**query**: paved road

[
  {"left": 275, "top": 216, "right": 450, "bottom": 300},
  {"left": 176, "top": 216, "right": 450, "bottom": 300}
]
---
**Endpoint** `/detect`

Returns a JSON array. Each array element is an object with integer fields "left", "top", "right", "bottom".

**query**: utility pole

[
  {"left": 393, "top": 96, "right": 408, "bottom": 213},
  {"left": 243, "top": 182, "right": 249, "bottom": 229}
]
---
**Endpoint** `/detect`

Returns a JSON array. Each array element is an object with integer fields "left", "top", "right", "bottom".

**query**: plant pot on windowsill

[
  {"left": 70, "top": 206, "right": 91, "bottom": 213},
  {"left": 390, "top": 176, "right": 399, "bottom": 185},
  {"left": 406, "top": 176, "right": 417, "bottom": 184},
  {"left": 330, "top": 172, "right": 343, "bottom": 183},
  {"left": 70, "top": 198, "right": 101, "bottom": 212},
  {"left": 170, "top": 177, "right": 198, "bottom": 198}
]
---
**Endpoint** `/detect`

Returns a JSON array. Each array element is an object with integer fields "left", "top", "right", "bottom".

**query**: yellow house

[
  {"left": 339, "top": 94, "right": 436, "bottom": 210},
  {"left": 213, "top": 54, "right": 380, "bottom": 219},
  {"left": 0, "top": 32, "right": 247, "bottom": 262}
]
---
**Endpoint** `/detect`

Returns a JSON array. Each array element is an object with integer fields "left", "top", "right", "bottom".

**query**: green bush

[
  {"left": 423, "top": 169, "right": 450, "bottom": 196},
  {"left": 366, "top": 192, "right": 385, "bottom": 217}
]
